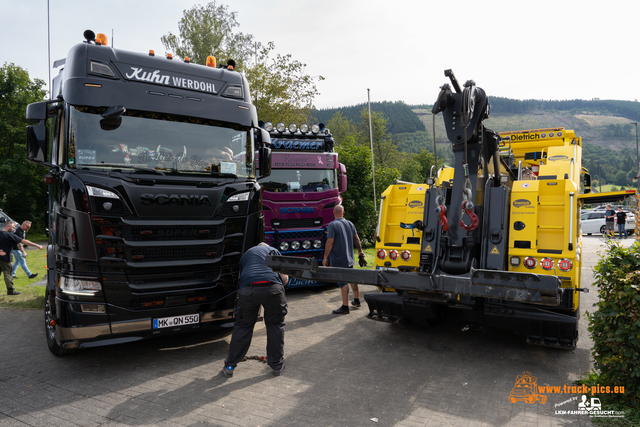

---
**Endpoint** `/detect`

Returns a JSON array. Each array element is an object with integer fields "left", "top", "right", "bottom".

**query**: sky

[{"left": 2, "top": 0, "right": 639, "bottom": 110}]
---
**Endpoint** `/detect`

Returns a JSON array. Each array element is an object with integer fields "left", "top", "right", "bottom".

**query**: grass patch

[{"left": 0, "top": 243, "right": 47, "bottom": 309}]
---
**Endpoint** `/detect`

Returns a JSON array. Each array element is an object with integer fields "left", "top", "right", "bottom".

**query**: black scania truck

[{"left": 26, "top": 31, "right": 271, "bottom": 355}]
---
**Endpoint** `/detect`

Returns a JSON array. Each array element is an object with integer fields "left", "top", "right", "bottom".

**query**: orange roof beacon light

[
  {"left": 184, "top": 57, "right": 190, "bottom": 63},
  {"left": 206, "top": 56, "right": 216, "bottom": 68},
  {"left": 149, "top": 50, "right": 155, "bottom": 56},
  {"left": 95, "top": 33, "right": 108, "bottom": 46},
  {"left": 166, "top": 53, "right": 173, "bottom": 60}
]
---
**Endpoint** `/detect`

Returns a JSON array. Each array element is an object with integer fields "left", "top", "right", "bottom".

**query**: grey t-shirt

[
  {"left": 238, "top": 245, "right": 283, "bottom": 289},
  {"left": 327, "top": 218, "right": 357, "bottom": 268}
]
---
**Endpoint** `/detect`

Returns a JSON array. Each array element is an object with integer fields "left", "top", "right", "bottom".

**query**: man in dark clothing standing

[
  {"left": 605, "top": 204, "right": 616, "bottom": 238},
  {"left": 0, "top": 222, "right": 43, "bottom": 295},
  {"left": 223, "top": 243, "right": 289, "bottom": 378},
  {"left": 12, "top": 220, "right": 38, "bottom": 279},
  {"left": 616, "top": 206, "right": 628, "bottom": 239},
  {"left": 323, "top": 205, "right": 365, "bottom": 314}
]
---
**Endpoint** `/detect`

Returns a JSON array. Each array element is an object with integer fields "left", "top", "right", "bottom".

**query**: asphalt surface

[{"left": 0, "top": 236, "right": 633, "bottom": 426}]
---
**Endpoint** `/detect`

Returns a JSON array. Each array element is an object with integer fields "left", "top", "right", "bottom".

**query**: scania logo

[
  {"left": 140, "top": 194, "right": 211, "bottom": 206},
  {"left": 548, "top": 155, "right": 569, "bottom": 162},
  {"left": 408, "top": 200, "right": 423, "bottom": 209},
  {"left": 279, "top": 207, "right": 314, "bottom": 214},
  {"left": 513, "top": 199, "right": 531, "bottom": 208}
]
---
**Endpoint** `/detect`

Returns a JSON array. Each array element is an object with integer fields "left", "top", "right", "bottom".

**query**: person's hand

[
  {"left": 37, "top": 244, "right": 43, "bottom": 250},
  {"left": 21, "top": 251, "right": 27, "bottom": 258},
  {"left": 323, "top": 257, "right": 329, "bottom": 266}
]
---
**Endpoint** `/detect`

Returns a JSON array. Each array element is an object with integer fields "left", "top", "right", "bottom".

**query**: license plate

[{"left": 153, "top": 314, "right": 199, "bottom": 329}]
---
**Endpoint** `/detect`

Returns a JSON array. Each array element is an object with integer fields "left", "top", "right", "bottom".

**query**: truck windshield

[
  {"left": 260, "top": 168, "right": 338, "bottom": 192},
  {"left": 68, "top": 106, "right": 254, "bottom": 177}
]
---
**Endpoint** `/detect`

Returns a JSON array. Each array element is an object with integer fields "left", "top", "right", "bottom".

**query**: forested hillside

[
  {"left": 317, "top": 97, "right": 640, "bottom": 190},
  {"left": 313, "top": 101, "right": 425, "bottom": 134}
]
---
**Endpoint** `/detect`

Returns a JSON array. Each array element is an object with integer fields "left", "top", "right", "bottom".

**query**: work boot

[
  {"left": 7, "top": 291, "right": 21, "bottom": 296},
  {"left": 272, "top": 364, "right": 286, "bottom": 376},
  {"left": 29, "top": 273, "right": 38, "bottom": 279},
  {"left": 222, "top": 366, "right": 234, "bottom": 377},
  {"left": 332, "top": 305, "right": 350, "bottom": 314},
  {"left": 351, "top": 299, "right": 361, "bottom": 308}
]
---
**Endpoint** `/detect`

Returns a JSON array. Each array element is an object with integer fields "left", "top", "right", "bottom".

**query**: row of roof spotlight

[
  {"left": 510, "top": 256, "right": 573, "bottom": 271},
  {"left": 279, "top": 239, "right": 323, "bottom": 252},
  {"left": 376, "top": 249, "right": 412, "bottom": 262},
  {"left": 264, "top": 122, "right": 325, "bottom": 134}
]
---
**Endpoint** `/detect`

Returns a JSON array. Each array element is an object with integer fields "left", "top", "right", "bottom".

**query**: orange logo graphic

[{"left": 509, "top": 371, "right": 547, "bottom": 404}]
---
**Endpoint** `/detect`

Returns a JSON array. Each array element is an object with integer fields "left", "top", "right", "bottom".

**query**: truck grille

[
  {"left": 122, "top": 224, "right": 224, "bottom": 241},
  {"left": 125, "top": 244, "right": 223, "bottom": 262},
  {"left": 271, "top": 218, "right": 321, "bottom": 228}
]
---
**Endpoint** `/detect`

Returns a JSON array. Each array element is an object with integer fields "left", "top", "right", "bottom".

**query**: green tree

[
  {"left": 161, "top": 1, "right": 255, "bottom": 69},
  {"left": 336, "top": 138, "right": 377, "bottom": 245},
  {"left": 162, "top": 3, "right": 322, "bottom": 124},
  {"left": 0, "top": 63, "right": 48, "bottom": 230},
  {"left": 245, "top": 42, "right": 322, "bottom": 124},
  {"left": 326, "top": 111, "right": 357, "bottom": 146}
]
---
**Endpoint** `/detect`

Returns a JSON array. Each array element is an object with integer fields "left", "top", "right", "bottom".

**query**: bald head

[{"left": 333, "top": 205, "right": 344, "bottom": 218}]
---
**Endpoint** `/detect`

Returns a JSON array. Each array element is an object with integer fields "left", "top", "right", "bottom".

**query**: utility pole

[
  {"left": 368, "top": 89, "right": 377, "bottom": 212},
  {"left": 632, "top": 122, "right": 639, "bottom": 238}
]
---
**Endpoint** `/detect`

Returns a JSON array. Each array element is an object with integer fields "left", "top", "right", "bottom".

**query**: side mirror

[
  {"left": 26, "top": 101, "right": 49, "bottom": 122},
  {"left": 26, "top": 124, "right": 47, "bottom": 164},
  {"left": 583, "top": 173, "right": 591, "bottom": 194},
  {"left": 257, "top": 128, "right": 271, "bottom": 178},
  {"left": 338, "top": 163, "right": 347, "bottom": 193},
  {"left": 258, "top": 145, "right": 271, "bottom": 178}
]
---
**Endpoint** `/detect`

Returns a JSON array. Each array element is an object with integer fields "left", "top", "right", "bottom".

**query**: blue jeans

[
  {"left": 12, "top": 251, "right": 32, "bottom": 277},
  {"left": 618, "top": 223, "right": 628, "bottom": 239}
]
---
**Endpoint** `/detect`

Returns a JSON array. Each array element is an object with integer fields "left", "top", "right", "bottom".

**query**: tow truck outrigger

[{"left": 266, "top": 70, "right": 589, "bottom": 349}]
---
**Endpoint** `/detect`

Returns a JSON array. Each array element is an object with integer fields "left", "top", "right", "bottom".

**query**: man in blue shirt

[
  {"left": 223, "top": 243, "right": 289, "bottom": 377},
  {"left": 323, "top": 205, "right": 365, "bottom": 314}
]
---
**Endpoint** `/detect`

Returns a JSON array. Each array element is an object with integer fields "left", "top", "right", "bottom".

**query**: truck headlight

[{"left": 59, "top": 277, "right": 102, "bottom": 295}]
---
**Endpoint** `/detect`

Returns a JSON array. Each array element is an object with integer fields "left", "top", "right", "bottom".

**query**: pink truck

[{"left": 259, "top": 122, "right": 347, "bottom": 288}]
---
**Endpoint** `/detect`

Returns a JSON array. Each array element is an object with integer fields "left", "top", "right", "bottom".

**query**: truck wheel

[{"left": 45, "top": 294, "right": 67, "bottom": 356}]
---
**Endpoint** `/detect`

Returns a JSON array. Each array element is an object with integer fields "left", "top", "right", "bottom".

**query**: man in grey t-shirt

[{"left": 323, "top": 205, "right": 364, "bottom": 314}]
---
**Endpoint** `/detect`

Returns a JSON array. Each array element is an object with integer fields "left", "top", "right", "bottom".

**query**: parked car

[
  {"left": 0, "top": 209, "right": 16, "bottom": 228},
  {"left": 581, "top": 209, "right": 635, "bottom": 235}
]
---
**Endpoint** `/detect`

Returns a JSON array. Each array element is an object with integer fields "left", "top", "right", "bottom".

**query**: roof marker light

[
  {"left": 184, "top": 57, "right": 190, "bottom": 63},
  {"left": 149, "top": 50, "right": 155, "bottom": 56},
  {"left": 166, "top": 53, "right": 173, "bottom": 60},
  {"left": 206, "top": 56, "right": 216, "bottom": 68}
]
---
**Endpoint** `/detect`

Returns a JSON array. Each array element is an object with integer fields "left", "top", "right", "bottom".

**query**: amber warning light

[{"left": 95, "top": 33, "right": 108, "bottom": 46}]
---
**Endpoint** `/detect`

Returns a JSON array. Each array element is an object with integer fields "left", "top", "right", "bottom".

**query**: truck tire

[{"left": 45, "top": 293, "right": 67, "bottom": 356}]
